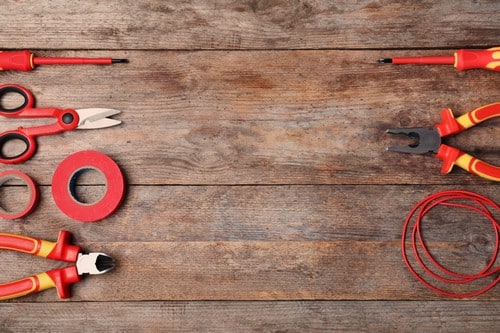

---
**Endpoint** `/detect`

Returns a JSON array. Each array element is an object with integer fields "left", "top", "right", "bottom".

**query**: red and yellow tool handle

[
  {"left": 454, "top": 102, "right": 500, "bottom": 130},
  {"left": 0, "top": 231, "right": 81, "bottom": 300},
  {"left": 436, "top": 102, "right": 500, "bottom": 136},
  {"left": 0, "top": 266, "right": 80, "bottom": 300},
  {"left": 0, "top": 230, "right": 80, "bottom": 261},
  {"left": 454, "top": 47, "right": 500, "bottom": 71},
  {"left": 437, "top": 144, "right": 500, "bottom": 182},
  {"left": 434, "top": 102, "right": 500, "bottom": 181}
]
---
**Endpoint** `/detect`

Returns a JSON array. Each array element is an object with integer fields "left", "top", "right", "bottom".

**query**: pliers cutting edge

[
  {"left": 386, "top": 103, "right": 500, "bottom": 181},
  {"left": 0, "top": 230, "right": 114, "bottom": 300}
]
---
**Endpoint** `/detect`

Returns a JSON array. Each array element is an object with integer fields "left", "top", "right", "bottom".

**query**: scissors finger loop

[
  {"left": 0, "top": 132, "right": 33, "bottom": 164},
  {"left": 0, "top": 85, "right": 30, "bottom": 113}
]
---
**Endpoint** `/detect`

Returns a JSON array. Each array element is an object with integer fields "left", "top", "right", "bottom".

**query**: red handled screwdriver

[
  {"left": 378, "top": 47, "right": 500, "bottom": 71},
  {"left": 0, "top": 50, "right": 127, "bottom": 71}
]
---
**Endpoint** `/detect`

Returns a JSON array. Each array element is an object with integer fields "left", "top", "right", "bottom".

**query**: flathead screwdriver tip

[
  {"left": 377, "top": 58, "right": 392, "bottom": 64},
  {"left": 112, "top": 59, "right": 129, "bottom": 64}
]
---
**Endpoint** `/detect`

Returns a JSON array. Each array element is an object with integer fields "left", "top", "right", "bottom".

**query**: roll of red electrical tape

[
  {"left": 0, "top": 170, "right": 39, "bottom": 219},
  {"left": 52, "top": 150, "right": 125, "bottom": 222}
]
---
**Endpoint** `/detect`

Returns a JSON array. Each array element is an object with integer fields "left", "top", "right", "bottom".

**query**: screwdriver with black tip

[
  {"left": 378, "top": 47, "right": 500, "bottom": 71},
  {"left": 0, "top": 50, "right": 128, "bottom": 71}
]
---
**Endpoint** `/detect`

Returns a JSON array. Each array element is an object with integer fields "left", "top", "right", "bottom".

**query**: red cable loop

[{"left": 401, "top": 190, "right": 500, "bottom": 298}]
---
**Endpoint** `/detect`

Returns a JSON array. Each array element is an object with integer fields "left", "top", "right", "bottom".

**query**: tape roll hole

[
  {"left": 0, "top": 176, "right": 32, "bottom": 215},
  {"left": 69, "top": 167, "right": 107, "bottom": 205}
]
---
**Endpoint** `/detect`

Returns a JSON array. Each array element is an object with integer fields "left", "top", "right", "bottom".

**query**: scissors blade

[{"left": 75, "top": 108, "right": 121, "bottom": 129}]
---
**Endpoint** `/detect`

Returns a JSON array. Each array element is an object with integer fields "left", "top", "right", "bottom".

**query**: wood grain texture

[
  {"left": 1, "top": 185, "right": 498, "bottom": 301},
  {"left": 0, "top": 0, "right": 498, "bottom": 50},
  {"left": 2, "top": 240, "right": 499, "bottom": 302},
  {"left": 2, "top": 50, "right": 499, "bottom": 185},
  {"left": 0, "top": 0, "right": 499, "bottom": 331},
  {"left": 1, "top": 301, "right": 500, "bottom": 332},
  {"left": 2, "top": 185, "right": 498, "bottom": 243}
]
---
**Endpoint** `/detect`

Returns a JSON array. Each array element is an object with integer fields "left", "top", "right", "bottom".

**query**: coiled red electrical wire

[{"left": 402, "top": 190, "right": 500, "bottom": 298}]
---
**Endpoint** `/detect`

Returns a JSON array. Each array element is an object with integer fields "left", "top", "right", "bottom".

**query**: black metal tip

[
  {"left": 385, "top": 127, "right": 441, "bottom": 154},
  {"left": 377, "top": 58, "right": 392, "bottom": 64},
  {"left": 112, "top": 59, "right": 128, "bottom": 64},
  {"left": 95, "top": 254, "right": 116, "bottom": 272}
]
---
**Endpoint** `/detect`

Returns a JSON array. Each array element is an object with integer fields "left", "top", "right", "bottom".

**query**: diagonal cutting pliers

[
  {"left": 0, "top": 230, "right": 114, "bottom": 300},
  {"left": 386, "top": 103, "right": 500, "bottom": 181}
]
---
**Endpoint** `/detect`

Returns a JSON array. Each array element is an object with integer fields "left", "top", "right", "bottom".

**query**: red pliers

[
  {"left": 0, "top": 230, "right": 114, "bottom": 300},
  {"left": 387, "top": 103, "right": 500, "bottom": 181}
]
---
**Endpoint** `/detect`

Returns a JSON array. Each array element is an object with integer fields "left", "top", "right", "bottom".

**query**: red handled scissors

[
  {"left": 386, "top": 103, "right": 500, "bottom": 181},
  {"left": 0, "top": 84, "right": 121, "bottom": 164},
  {"left": 0, "top": 230, "right": 114, "bottom": 300}
]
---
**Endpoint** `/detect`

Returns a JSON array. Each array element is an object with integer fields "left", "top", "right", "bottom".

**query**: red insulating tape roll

[
  {"left": 52, "top": 150, "right": 125, "bottom": 222},
  {"left": 0, "top": 170, "right": 39, "bottom": 219}
]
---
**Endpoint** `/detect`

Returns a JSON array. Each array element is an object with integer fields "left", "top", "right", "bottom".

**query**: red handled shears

[
  {"left": 0, "top": 230, "right": 114, "bottom": 300},
  {"left": 386, "top": 103, "right": 500, "bottom": 181},
  {"left": 0, "top": 84, "right": 121, "bottom": 164}
]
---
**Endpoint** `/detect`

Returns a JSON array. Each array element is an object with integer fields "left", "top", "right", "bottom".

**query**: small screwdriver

[
  {"left": 0, "top": 50, "right": 128, "bottom": 71},
  {"left": 378, "top": 47, "right": 500, "bottom": 71}
]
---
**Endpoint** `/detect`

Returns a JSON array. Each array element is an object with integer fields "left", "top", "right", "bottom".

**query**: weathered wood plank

[
  {"left": 0, "top": 1, "right": 497, "bottom": 328},
  {"left": 1, "top": 184, "right": 498, "bottom": 301},
  {"left": 2, "top": 185, "right": 498, "bottom": 243},
  {"left": 1, "top": 240, "right": 499, "bottom": 302},
  {"left": 3, "top": 50, "right": 499, "bottom": 185},
  {"left": 0, "top": 184, "right": 499, "bottom": 302},
  {"left": 1, "top": 301, "right": 500, "bottom": 332},
  {"left": 0, "top": 1, "right": 498, "bottom": 50},
  {"left": 0, "top": 0, "right": 497, "bottom": 331}
]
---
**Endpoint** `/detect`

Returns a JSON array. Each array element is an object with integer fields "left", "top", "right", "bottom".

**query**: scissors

[
  {"left": 386, "top": 103, "right": 500, "bottom": 181},
  {"left": 0, "top": 84, "right": 121, "bottom": 164}
]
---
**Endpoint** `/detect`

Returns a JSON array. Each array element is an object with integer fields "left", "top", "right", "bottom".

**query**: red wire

[{"left": 401, "top": 190, "right": 500, "bottom": 298}]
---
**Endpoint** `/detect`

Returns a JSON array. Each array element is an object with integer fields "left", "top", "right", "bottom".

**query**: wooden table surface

[{"left": 1, "top": 1, "right": 499, "bottom": 331}]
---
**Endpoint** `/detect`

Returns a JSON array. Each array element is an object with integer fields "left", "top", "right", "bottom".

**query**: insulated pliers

[
  {"left": 0, "top": 230, "right": 114, "bottom": 300},
  {"left": 386, "top": 103, "right": 500, "bottom": 181}
]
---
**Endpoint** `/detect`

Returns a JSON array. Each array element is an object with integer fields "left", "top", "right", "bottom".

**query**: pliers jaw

[
  {"left": 386, "top": 127, "right": 441, "bottom": 154},
  {"left": 76, "top": 253, "right": 115, "bottom": 275}
]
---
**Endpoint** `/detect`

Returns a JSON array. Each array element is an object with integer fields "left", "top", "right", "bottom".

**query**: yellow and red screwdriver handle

[
  {"left": 0, "top": 230, "right": 81, "bottom": 300},
  {"left": 435, "top": 103, "right": 500, "bottom": 181},
  {"left": 379, "top": 47, "right": 500, "bottom": 71},
  {"left": 0, "top": 50, "right": 127, "bottom": 71}
]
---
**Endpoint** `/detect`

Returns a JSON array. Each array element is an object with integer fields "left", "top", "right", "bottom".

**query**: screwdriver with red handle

[
  {"left": 0, "top": 50, "right": 127, "bottom": 71},
  {"left": 378, "top": 47, "right": 500, "bottom": 71}
]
